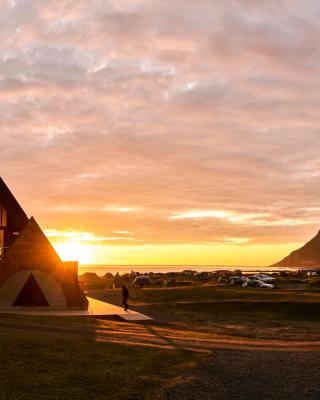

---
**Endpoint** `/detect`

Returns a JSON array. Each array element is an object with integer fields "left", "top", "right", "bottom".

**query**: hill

[{"left": 273, "top": 230, "right": 320, "bottom": 268}]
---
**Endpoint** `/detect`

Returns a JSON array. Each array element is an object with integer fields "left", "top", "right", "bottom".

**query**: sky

[{"left": 1, "top": 0, "right": 320, "bottom": 266}]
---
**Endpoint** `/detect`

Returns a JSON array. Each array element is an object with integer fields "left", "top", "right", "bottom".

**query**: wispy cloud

[
  {"left": 219, "top": 237, "right": 252, "bottom": 245},
  {"left": 169, "top": 209, "right": 320, "bottom": 228},
  {"left": 169, "top": 210, "right": 270, "bottom": 224},
  {"left": 101, "top": 206, "right": 142, "bottom": 213},
  {"left": 44, "top": 229, "right": 142, "bottom": 244}
]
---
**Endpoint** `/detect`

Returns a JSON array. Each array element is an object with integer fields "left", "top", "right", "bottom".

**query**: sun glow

[
  {"left": 52, "top": 242, "right": 305, "bottom": 266},
  {"left": 54, "top": 240, "right": 91, "bottom": 264}
]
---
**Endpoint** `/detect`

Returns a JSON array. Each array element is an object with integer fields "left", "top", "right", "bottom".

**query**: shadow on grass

[
  {"left": 146, "top": 325, "right": 184, "bottom": 350},
  {"left": 0, "top": 313, "right": 202, "bottom": 400}
]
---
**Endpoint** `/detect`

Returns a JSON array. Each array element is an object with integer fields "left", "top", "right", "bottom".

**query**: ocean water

[{"left": 79, "top": 264, "right": 293, "bottom": 276}]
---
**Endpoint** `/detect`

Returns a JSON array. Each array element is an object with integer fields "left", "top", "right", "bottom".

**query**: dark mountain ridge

[{"left": 273, "top": 230, "right": 320, "bottom": 268}]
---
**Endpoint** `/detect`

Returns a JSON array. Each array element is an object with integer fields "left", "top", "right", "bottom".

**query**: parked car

[
  {"left": 243, "top": 279, "right": 274, "bottom": 289},
  {"left": 228, "top": 276, "right": 249, "bottom": 285},
  {"left": 252, "top": 274, "right": 275, "bottom": 283}
]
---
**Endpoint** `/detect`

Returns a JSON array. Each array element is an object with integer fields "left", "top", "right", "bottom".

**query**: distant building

[{"left": 0, "top": 178, "right": 88, "bottom": 310}]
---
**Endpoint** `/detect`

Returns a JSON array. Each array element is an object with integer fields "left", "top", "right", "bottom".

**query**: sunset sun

[{"left": 54, "top": 241, "right": 91, "bottom": 264}]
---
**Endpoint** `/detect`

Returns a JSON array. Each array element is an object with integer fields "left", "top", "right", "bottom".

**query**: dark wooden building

[
  {"left": 0, "top": 178, "right": 88, "bottom": 310},
  {"left": 0, "top": 178, "right": 29, "bottom": 258}
]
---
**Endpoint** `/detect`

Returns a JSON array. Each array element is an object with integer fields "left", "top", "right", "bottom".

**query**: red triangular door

[{"left": 13, "top": 273, "right": 49, "bottom": 306}]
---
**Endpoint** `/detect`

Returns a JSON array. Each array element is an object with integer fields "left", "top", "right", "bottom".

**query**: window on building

[
  {"left": 0, "top": 207, "right": 7, "bottom": 227},
  {"left": 0, "top": 207, "right": 7, "bottom": 258},
  {"left": 0, "top": 230, "right": 4, "bottom": 258}
]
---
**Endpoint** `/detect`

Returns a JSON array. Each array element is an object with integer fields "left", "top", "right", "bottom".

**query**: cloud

[
  {"left": 169, "top": 210, "right": 269, "bottom": 223},
  {"left": 101, "top": 205, "right": 142, "bottom": 213},
  {"left": 44, "top": 229, "right": 142, "bottom": 244},
  {"left": 0, "top": 0, "right": 320, "bottom": 255},
  {"left": 169, "top": 209, "right": 320, "bottom": 227}
]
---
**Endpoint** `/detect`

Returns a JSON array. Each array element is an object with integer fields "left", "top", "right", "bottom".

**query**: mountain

[{"left": 272, "top": 230, "right": 320, "bottom": 268}]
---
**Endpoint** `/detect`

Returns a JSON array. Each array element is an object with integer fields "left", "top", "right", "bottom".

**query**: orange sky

[
  {"left": 1, "top": 0, "right": 319, "bottom": 266},
  {"left": 52, "top": 240, "right": 304, "bottom": 267}
]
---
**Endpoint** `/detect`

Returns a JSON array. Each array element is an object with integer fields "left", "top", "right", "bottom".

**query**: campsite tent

[
  {"left": 133, "top": 275, "right": 151, "bottom": 288},
  {"left": 194, "top": 272, "right": 209, "bottom": 281},
  {"left": 110, "top": 272, "right": 125, "bottom": 289}
]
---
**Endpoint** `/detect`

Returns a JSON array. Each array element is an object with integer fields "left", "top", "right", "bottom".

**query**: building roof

[{"left": 0, "top": 177, "right": 28, "bottom": 224}]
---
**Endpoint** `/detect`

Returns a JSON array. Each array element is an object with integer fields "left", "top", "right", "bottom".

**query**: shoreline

[{"left": 79, "top": 264, "right": 297, "bottom": 276}]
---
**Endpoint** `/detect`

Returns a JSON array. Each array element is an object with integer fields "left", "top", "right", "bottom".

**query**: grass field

[
  {"left": 2, "top": 281, "right": 320, "bottom": 399},
  {"left": 88, "top": 283, "right": 320, "bottom": 341},
  {"left": 0, "top": 316, "right": 201, "bottom": 400}
]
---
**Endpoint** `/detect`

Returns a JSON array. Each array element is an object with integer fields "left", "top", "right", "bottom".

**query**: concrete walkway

[{"left": 0, "top": 297, "right": 152, "bottom": 321}]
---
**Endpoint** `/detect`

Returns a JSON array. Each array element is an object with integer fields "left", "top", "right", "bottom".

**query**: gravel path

[{"left": 163, "top": 349, "right": 320, "bottom": 400}]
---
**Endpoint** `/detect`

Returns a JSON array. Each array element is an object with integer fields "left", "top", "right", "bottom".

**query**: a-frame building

[
  {"left": 0, "top": 178, "right": 88, "bottom": 310},
  {"left": 0, "top": 177, "right": 29, "bottom": 257}
]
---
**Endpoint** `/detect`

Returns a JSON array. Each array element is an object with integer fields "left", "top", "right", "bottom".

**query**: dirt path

[{"left": 162, "top": 349, "right": 320, "bottom": 400}]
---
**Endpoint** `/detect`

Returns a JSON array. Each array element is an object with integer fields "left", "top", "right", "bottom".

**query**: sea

[{"left": 79, "top": 264, "right": 294, "bottom": 277}]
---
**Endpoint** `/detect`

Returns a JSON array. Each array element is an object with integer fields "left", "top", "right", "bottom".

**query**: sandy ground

[{"left": 162, "top": 349, "right": 320, "bottom": 400}]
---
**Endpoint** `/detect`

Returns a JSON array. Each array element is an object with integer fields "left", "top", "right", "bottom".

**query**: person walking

[{"left": 122, "top": 284, "right": 129, "bottom": 311}]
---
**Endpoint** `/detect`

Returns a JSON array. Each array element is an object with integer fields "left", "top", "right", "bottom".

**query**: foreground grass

[
  {"left": 128, "top": 285, "right": 320, "bottom": 322},
  {"left": 3, "top": 282, "right": 320, "bottom": 400},
  {"left": 0, "top": 327, "right": 201, "bottom": 400},
  {"left": 87, "top": 284, "right": 320, "bottom": 341},
  {"left": 128, "top": 284, "right": 320, "bottom": 304}
]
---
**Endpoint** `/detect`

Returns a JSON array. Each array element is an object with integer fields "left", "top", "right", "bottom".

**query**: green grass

[
  {"left": 79, "top": 277, "right": 112, "bottom": 291},
  {"left": 0, "top": 327, "right": 201, "bottom": 400},
  {"left": 3, "top": 280, "right": 320, "bottom": 400},
  {"left": 160, "top": 301, "right": 320, "bottom": 323},
  {"left": 114, "top": 284, "right": 320, "bottom": 340},
  {"left": 128, "top": 284, "right": 320, "bottom": 304},
  {"left": 85, "top": 283, "right": 320, "bottom": 341}
]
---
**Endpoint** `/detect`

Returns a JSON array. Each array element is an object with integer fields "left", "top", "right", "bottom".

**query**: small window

[
  {"left": 0, "top": 230, "right": 4, "bottom": 257},
  {"left": 0, "top": 207, "right": 7, "bottom": 227}
]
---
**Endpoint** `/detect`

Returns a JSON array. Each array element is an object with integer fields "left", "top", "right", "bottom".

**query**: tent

[
  {"left": 133, "top": 275, "right": 151, "bottom": 288},
  {"left": 110, "top": 272, "right": 125, "bottom": 289}
]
